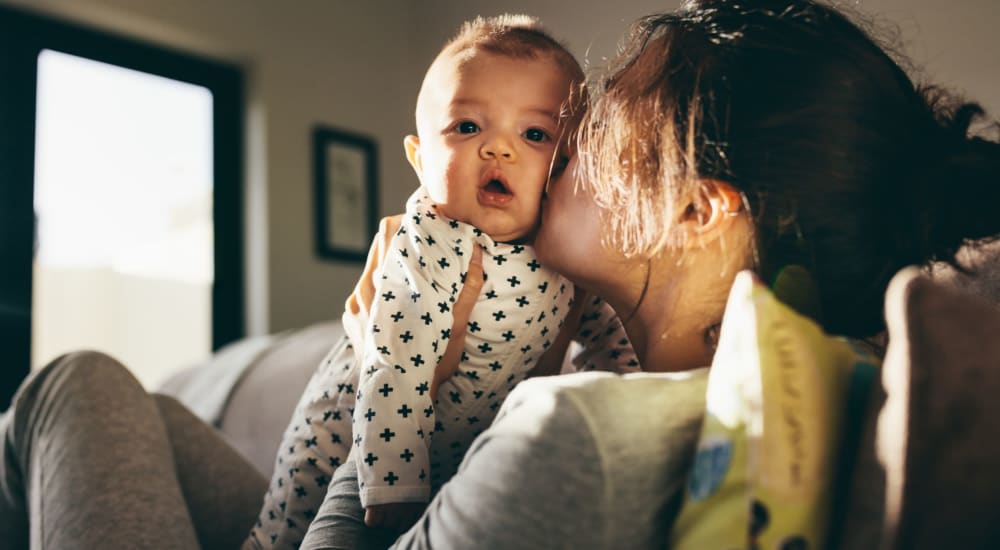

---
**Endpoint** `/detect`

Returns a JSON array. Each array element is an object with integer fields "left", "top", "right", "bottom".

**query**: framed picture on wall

[{"left": 313, "top": 125, "right": 378, "bottom": 262}]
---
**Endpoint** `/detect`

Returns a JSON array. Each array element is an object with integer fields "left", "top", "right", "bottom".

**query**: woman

[
  {"left": 304, "top": 2, "right": 1000, "bottom": 547},
  {"left": 3, "top": 0, "right": 999, "bottom": 548}
]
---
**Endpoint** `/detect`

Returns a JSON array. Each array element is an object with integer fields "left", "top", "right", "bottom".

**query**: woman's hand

[{"left": 430, "top": 244, "right": 483, "bottom": 399}]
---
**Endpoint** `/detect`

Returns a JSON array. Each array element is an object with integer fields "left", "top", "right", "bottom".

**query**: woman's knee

[
  {"left": 10, "top": 350, "right": 141, "bottom": 418},
  {"left": 3, "top": 351, "right": 145, "bottom": 479},
  {"left": 45, "top": 349, "right": 137, "bottom": 389}
]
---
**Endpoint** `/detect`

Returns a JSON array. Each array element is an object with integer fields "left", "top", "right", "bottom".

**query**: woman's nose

[{"left": 479, "top": 137, "right": 516, "bottom": 161}]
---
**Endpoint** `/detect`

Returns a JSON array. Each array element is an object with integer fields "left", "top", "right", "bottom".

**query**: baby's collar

[{"left": 410, "top": 190, "right": 519, "bottom": 255}]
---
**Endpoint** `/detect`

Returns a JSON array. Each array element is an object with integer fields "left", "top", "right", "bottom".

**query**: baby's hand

[{"left": 364, "top": 502, "right": 426, "bottom": 531}]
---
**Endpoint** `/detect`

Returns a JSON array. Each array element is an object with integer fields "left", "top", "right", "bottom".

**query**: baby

[{"left": 246, "top": 15, "right": 594, "bottom": 549}]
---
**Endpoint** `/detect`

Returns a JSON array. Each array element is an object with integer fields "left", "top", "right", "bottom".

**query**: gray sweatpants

[{"left": 0, "top": 351, "right": 268, "bottom": 549}]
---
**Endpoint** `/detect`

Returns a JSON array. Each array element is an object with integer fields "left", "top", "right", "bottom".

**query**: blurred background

[{"left": 0, "top": 0, "right": 996, "bottom": 398}]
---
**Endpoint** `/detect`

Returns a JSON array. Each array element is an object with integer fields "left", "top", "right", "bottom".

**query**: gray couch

[{"left": 158, "top": 320, "right": 344, "bottom": 476}]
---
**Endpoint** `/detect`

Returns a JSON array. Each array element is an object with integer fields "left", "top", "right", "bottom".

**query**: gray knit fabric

[
  {"left": 0, "top": 351, "right": 267, "bottom": 549},
  {"left": 302, "top": 369, "right": 708, "bottom": 550}
]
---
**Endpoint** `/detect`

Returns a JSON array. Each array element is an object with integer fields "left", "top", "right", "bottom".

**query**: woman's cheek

[{"left": 536, "top": 163, "right": 608, "bottom": 279}]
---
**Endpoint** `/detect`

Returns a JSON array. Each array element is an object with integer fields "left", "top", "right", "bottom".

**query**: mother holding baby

[{"left": 2, "top": 0, "right": 999, "bottom": 548}]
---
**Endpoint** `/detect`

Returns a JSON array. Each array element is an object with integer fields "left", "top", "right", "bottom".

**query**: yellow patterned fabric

[{"left": 670, "top": 271, "right": 879, "bottom": 550}]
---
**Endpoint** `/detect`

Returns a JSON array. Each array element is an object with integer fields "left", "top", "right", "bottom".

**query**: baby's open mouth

[
  {"left": 478, "top": 173, "right": 515, "bottom": 206},
  {"left": 483, "top": 179, "right": 510, "bottom": 195}
]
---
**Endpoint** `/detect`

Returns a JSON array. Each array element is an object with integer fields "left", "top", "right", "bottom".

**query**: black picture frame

[{"left": 312, "top": 125, "right": 378, "bottom": 262}]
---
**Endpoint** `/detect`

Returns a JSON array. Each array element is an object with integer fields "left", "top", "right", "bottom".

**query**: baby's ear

[{"left": 404, "top": 135, "right": 423, "bottom": 176}]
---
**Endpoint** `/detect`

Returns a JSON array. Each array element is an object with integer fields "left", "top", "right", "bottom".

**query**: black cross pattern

[{"left": 256, "top": 190, "right": 580, "bottom": 548}]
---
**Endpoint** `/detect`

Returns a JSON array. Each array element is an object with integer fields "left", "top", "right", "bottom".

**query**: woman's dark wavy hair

[{"left": 578, "top": 0, "right": 1000, "bottom": 336}]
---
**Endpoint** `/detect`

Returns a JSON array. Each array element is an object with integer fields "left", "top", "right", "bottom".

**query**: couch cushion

[
  {"left": 157, "top": 332, "right": 280, "bottom": 425},
  {"left": 220, "top": 321, "right": 344, "bottom": 476},
  {"left": 929, "top": 240, "right": 1000, "bottom": 306},
  {"left": 840, "top": 267, "right": 1000, "bottom": 549}
]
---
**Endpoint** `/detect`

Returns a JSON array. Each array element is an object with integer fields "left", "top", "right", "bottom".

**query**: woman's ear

[
  {"left": 679, "top": 179, "right": 744, "bottom": 245},
  {"left": 404, "top": 135, "right": 423, "bottom": 176}
]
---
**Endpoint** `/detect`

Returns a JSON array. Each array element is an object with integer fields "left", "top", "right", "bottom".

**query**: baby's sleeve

[
  {"left": 566, "top": 296, "right": 641, "bottom": 374},
  {"left": 353, "top": 215, "right": 469, "bottom": 508}
]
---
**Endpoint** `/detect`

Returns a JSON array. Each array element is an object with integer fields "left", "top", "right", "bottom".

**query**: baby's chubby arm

[
  {"left": 345, "top": 215, "right": 484, "bottom": 530},
  {"left": 345, "top": 216, "right": 483, "bottom": 400}
]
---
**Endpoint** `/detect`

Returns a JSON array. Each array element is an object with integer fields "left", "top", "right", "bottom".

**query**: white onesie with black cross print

[
  {"left": 245, "top": 189, "right": 575, "bottom": 550},
  {"left": 352, "top": 189, "right": 575, "bottom": 507}
]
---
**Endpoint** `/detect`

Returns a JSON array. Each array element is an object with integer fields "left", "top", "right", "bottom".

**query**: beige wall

[
  {"left": 406, "top": 0, "right": 680, "bottom": 82},
  {"left": 409, "top": 0, "right": 1000, "bottom": 114},
  {"left": 5, "top": 0, "right": 998, "bottom": 336}
]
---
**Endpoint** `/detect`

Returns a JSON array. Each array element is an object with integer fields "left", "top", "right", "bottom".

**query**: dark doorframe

[{"left": 0, "top": 5, "right": 245, "bottom": 406}]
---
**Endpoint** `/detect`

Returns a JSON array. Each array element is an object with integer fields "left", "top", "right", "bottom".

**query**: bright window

[{"left": 32, "top": 49, "right": 214, "bottom": 388}]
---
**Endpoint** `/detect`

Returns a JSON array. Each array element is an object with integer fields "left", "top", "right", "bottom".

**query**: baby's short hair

[{"left": 442, "top": 14, "right": 584, "bottom": 83}]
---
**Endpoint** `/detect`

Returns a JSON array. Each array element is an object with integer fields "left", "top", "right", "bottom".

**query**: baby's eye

[
  {"left": 456, "top": 121, "right": 480, "bottom": 134},
  {"left": 524, "top": 128, "right": 549, "bottom": 142}
]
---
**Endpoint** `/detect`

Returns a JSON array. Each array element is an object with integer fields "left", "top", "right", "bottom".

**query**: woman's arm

[
  {"left": 390, "top": 382, "right": 608, "bottom": 549},
  {"left": 300, "top": 369, "right": 709, "bottom": 550},
  {"left": 302, "top": 376, "right": 610, "bottom": 550}
]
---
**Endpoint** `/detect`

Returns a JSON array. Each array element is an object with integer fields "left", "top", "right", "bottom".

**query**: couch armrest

[{"left": 219, "top": 321, "right": 344, "bottom": 476}]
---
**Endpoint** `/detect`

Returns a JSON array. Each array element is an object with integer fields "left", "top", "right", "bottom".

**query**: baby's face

[{"left": 408, "top": 51, "right": 574, "bottom": 242}]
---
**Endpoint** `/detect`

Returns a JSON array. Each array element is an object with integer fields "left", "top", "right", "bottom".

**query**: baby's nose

[{"left": 480, "top": 138, "right": 516, "bottom": 161}]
